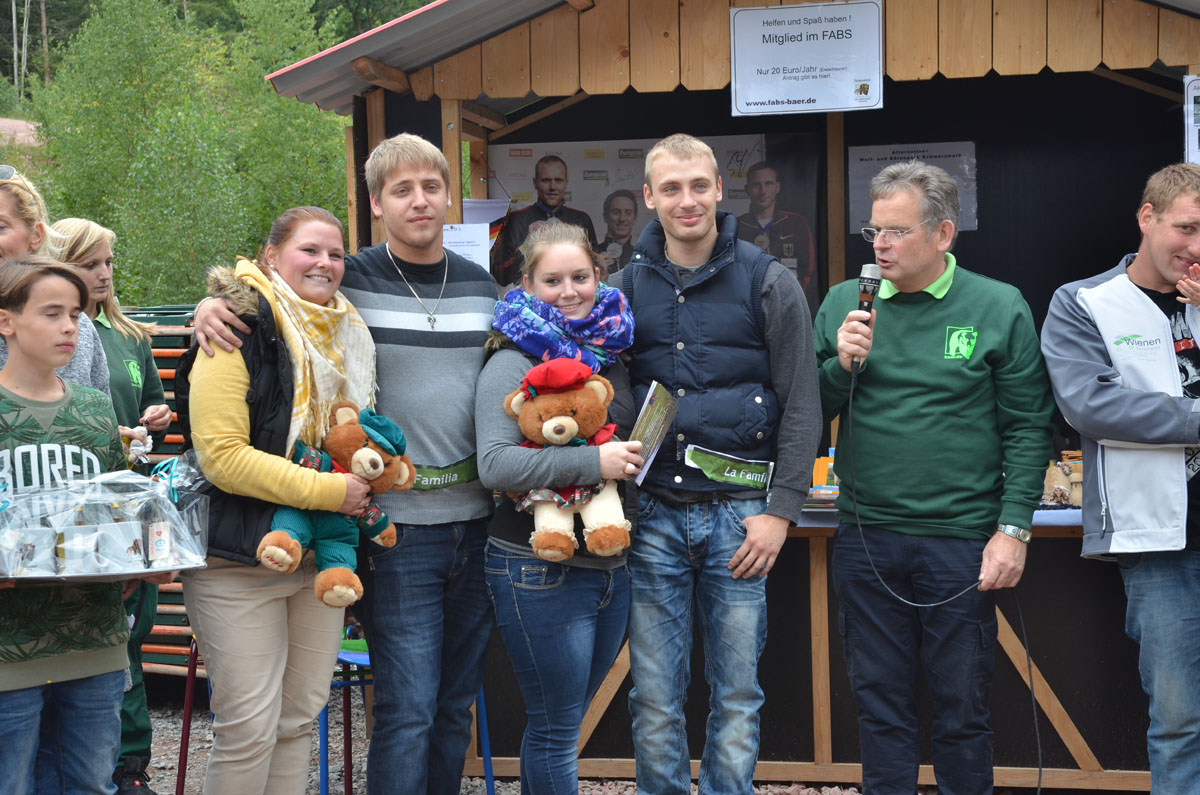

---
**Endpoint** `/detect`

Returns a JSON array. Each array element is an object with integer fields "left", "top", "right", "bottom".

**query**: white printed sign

[
  {"left": 442, "top": 224, "right": 491, "bottom": 272},
  {"left": 730, "top": 0, "right": 883, "bottom": 117},
  {"left": 848, "top": 142, "right": 979, "bottom": 232}
]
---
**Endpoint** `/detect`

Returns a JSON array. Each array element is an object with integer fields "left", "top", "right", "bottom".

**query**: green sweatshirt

[
  {"left": 95, "top": 311, "right": 167, "bottom": 453},
  {"left": 813, "top": 256, "right": 1053, "bottom": 539},
  {"left": 0, "top": 382, "right": 131, "bottom": 690}
]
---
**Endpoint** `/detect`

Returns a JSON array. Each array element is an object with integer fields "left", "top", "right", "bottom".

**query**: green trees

[{"left": 30, "top": 0, "right": 351, "bottom": 304}]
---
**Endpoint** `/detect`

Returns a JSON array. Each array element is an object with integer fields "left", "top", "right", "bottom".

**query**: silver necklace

[{"left": 386, "top": 247, "right": 448, "bottom": 329}]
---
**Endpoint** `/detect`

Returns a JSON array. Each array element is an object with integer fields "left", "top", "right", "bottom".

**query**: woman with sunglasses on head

[
  {"left": 475, "top": 220, "right": 643, "bottom": 794},
  {"left": 49, "top": 218, "right": 171, "bottom": 794},
  {"left": 0, "top": 167, "right": 110, "bottom": 394}
]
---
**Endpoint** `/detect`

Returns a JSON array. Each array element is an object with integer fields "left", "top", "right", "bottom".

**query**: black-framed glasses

[{"left": 861, "top": 218, "right": 932, "bottom": 244}]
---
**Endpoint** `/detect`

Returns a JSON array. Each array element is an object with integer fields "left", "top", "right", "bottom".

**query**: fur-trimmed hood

[{"left": 206, "top": 262, "right": 264, "bottom": 317}]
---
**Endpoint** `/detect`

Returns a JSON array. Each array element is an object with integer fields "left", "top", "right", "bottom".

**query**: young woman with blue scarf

[{"left": 475, "top": 220, "right": 644, "bottom": 793}]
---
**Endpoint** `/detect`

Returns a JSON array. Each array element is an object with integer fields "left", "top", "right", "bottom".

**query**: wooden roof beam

[
  {"left": 491, "top": 91, "right": 588, "bottom": 141},
  {"left": 461, "top": 119, "right": 490, "bottom": 142},
  {"left": 1092, "top": 67, "right": 1183, "bottom": 103},
  {"left": 461, "top": 100, "right": 506, "bottom": 130},
  {"left": 564, "top": 0, "right": 595, "bottom": 10},
  {"left": 351, "top": 56, "right": 412, "bottom": 96}
]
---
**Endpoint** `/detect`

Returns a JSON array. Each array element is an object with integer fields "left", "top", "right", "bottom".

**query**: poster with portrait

[{"left": 487, "top": 132, "right": 823, "bottom": 313}]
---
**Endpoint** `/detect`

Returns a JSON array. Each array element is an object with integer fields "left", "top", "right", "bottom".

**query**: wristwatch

[{"left": 996, "top": 523, "right": 1032, "bottom": 544}]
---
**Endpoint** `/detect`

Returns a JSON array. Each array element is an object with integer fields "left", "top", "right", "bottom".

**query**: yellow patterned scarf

[{"left": 236, "top": 258, "right": 376, "bottom": 454}]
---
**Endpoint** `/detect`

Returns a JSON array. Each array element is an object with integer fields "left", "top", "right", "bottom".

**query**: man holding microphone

[{"left": 812, "top": 160, "right": 1052, "bottom": 794}]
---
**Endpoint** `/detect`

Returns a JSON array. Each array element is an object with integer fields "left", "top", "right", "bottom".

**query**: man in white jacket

[{"left": 1041, "top": 162, "right": 1200, "bottom": 793}]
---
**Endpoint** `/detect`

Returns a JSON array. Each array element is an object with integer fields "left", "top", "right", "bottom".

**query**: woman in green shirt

[
  {"left": 49, "top": 217, "right": 172, "bottom": 793},
  {"left": 51, "top": 219, "right": 171, "bottom": 450}
]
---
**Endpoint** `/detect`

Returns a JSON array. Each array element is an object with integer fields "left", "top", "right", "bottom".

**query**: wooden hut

[{"left": 267, "top": 1, "right": 1199, "bottom": 788}]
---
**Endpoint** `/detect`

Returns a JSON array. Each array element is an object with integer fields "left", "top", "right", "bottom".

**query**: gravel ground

[
  {"left": 143, "top": 678, "right": 864, "bottom": 795},
  {"left": 136, "top": 677, "right": 1109, "bottom": 795}
]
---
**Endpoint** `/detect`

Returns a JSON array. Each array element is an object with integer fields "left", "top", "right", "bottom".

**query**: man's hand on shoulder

[
  {"left": 978, "top": 531, "right": 1027, "bottom": 590},
  {"left": 728, "top": 512, "right": 790, "bottom": 579},
  {"left": 193, "top": 297, "right": 249, "bottom": 357}
]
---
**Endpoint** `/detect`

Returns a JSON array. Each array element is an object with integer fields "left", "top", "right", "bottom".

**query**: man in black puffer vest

[{"left": 613, "top": 133, "right": 822, "bottom": 795}]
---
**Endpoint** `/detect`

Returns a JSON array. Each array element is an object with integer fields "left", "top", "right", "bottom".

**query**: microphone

[{"left": 852, "top": 263, "right": 881, "bottom": 376}]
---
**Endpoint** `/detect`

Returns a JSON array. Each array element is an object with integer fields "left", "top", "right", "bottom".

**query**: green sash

[
  {"left": 410, "top": 454, "right": 479, "bottom": 491},
  {"left": 684, "top": 445, "right": 774, "bottom": 490}
]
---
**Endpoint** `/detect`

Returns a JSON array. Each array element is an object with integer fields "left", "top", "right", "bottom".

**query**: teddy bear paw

[
  {"left": 531, "top": 529, "right": 577, "bottom": 562},
  {"left": 256, "top": 531, "right": 302, "bottom": 574},
  {"left": 370, "top": 524, "right": 397, "bottom": 548},
  {"left": 314, "top": 568, "right": 363, "bottom": 607},
  {"left": 584, "top": 524, "right": 632, "bottom": 557},
  {"left": 322, "top": 585, "right": 361, "bottom": 607}
]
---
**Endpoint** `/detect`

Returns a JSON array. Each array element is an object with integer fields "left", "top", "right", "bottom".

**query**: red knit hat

[{"left": 519, "top": 359, "right": 592, "bottom": 400}]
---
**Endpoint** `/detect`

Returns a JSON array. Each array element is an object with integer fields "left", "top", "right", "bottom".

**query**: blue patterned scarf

[{"left": 492, "top": 282, "right": 634, "bottom": 372}]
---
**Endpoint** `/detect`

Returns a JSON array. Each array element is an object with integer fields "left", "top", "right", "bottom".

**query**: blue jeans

[
  {"left": 0, "top": 669, "right": 124, "bottom": 795},
  {"left": 832, "top": 524, "right": 995, "bottom": 795},
  {"left": 354, "top": 516, "right": 494, "bottom": 795},
  {"left": 485, "top": 542, "right": 630, "bottom": 794},
  {"left": 627, "top": 493, "right": 769, "bottom": 795},
  {"left": 1118, "top": 538, "right": 1200, "bottom": 795}
]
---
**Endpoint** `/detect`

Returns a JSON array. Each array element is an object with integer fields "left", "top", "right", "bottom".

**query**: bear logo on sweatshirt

[{"left": 944, "top": 326, "right": 977, "bottom": 360}]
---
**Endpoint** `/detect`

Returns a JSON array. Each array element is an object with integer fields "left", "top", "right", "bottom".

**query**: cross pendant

[{"left": 427, "top": 315, "right": 437, "bottom": 329}]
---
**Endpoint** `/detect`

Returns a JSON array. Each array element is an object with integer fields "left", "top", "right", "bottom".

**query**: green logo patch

[
  {"left": 944, "top": 326, "right": 977, "bottom": 360},
  {"left": 124, "top": 359, "right": 143, "bottom": 388},
  {"left": 1113, "top": 334, "right": 1142, "bottom": 346}
]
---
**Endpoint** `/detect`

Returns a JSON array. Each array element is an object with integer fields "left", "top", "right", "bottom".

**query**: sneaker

[{"left": 113, "top": 756, "right": 158, "bottom": 795}]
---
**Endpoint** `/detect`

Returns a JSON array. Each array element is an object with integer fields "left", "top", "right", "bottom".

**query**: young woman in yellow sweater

[{"left": 178, "top": 206, "right": 374, "bottom": 794}]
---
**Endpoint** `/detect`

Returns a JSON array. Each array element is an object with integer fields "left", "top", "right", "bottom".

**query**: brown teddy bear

[
  {"left": 256, "top": 401, "right": 416, "bottom": 606},
  {"left": 504, "top": 359, "right": 632, "bottom": 562}
]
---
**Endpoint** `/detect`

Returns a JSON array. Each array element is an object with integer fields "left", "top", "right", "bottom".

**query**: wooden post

[
  {"left": 825, "top": 112, "right": 846, "bottom": 288},
  {"left": 442, "top": 100, "right": 464, "bottom": 224},
  {"left": 365, "top": 89, "right": 387, "bottom": 245},
  {"left": 468, "top": 140, "right": 488, "bottom": 200},
  {"left": 809, "top": 537, "right": 832, "bottom": 765},
  {"left": 344, "top": 127, "right": 358, "bottom": 255}
]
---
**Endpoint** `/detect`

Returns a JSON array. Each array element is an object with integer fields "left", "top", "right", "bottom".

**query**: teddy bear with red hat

[{"left": 503, "top": 358, "right": 632, "bottom": 562}]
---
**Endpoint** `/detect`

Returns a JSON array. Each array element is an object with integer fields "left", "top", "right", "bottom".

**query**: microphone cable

[
  {"left": 843, "top": 369, "right": 981, "bottom": 607},
  {"left": 843, "top": 364, "right": 1044, "bottom": 794}
]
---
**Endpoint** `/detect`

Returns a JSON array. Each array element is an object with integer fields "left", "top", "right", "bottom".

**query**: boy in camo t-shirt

[{"left": 0, "top": 257, "right": 146, "bottom": 792}]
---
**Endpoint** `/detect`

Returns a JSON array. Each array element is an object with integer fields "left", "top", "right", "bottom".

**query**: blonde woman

[
  {"left": 49, "top": 218, "right": 172, "bottom": 792},
  {"left": 0, "top": 168, "right": 109, "bottom": 393},
  {"left": 51, "top": 219, "right": 171, "bottom": 455}
]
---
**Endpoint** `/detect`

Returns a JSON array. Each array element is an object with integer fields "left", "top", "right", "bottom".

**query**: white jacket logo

[{"left": 1111, "top": 333, "right": 1161, "bottom": 349}]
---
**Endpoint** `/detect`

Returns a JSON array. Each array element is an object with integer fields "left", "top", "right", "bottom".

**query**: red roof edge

[{"left": 265, "top": 0, "right": 458, "bottom": 85}]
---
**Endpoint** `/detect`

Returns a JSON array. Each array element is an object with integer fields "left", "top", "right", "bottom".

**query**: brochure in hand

[{"left": 629, "top": 380, "right": 679, "bottom": 486}]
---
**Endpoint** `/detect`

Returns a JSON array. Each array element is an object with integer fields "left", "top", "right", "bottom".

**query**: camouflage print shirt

[{"left": 0, "top": 381, "right": 130, "bottom": 691}]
